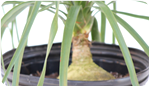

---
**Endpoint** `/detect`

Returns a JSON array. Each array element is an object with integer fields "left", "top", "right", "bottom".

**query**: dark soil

[
  {"left": 31, "top": 71, "right": 129, "bottom": 79},
  {"left": 31, "top": 71, "right": 59, "bottom": 78},
  {"left": 110, "top": 71, "right": 129, "bottom": 78}
]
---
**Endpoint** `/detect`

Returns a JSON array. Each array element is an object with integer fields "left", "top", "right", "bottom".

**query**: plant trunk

[{"left": 66, "top": 33, "right": 115, "bottom": 81}]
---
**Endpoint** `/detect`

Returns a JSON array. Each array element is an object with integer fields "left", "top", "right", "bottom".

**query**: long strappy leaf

[
  {"left": 2, "top": 1, "right": 41, "bottom": 83},
  {"left": 1, "top": 1, "right": 34, "bottom": 37},
  {"left": 114, "top": 14, "right": 149, "bottom": 57},
  {"left": 59, "top": 6, "right": 81, "bottom": 86},
  {"left": 37, "top": 2, "right": 59, "bottom": 86},
  {"left": 94, "top": 1, "right": 139, "bottom": 86}
]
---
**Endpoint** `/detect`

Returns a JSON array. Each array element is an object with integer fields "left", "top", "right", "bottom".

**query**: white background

[{"left": 1, "top": 0, "right": 149, "bottom": 86}]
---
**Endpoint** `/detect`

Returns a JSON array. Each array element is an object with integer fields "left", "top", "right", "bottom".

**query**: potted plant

[{"left": 1, "top": 1, "right": 149, "bottom": 86}]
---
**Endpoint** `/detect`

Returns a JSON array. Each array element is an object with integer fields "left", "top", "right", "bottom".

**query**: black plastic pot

[{"left": 1, "top": 42, "right": 149, "bottom": 86}]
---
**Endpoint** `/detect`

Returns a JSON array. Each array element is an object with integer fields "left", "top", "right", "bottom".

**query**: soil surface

[
  {"left": 110, "top": 71, "right": 129, "bottom": 78},
  {"left": 31, "top": 71, "right": 129, "bottom": 79}
]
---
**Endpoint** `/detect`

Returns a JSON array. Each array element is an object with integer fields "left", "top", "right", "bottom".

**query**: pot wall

[{"left": 2, "top": 42, "right": 149, "bottom": 86}]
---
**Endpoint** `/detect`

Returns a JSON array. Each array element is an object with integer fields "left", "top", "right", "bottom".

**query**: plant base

[{"left": 67, "top": 62, "right": 115, "bottom": 81}]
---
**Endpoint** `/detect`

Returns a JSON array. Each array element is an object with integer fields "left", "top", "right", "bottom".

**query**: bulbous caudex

[{"left": 58, "top": 33, "right": 115, "bottom": 81}]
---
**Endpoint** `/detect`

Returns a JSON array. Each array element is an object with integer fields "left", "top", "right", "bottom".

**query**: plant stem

[
  {"left": 72, "top": 34, "right": 92, "bottom": 65},
  {"left": 66, "top": 33, "right": 115, "bottom": 81}
]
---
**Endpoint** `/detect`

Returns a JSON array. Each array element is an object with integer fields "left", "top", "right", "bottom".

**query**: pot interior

[
  {"left": 4, "top": 43, "right": 148, "bottom": 78},
  {"left": 19, "top": 54, "right": 142, "bottom": 76}
]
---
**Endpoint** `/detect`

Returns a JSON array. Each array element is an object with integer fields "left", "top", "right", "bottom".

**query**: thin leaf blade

[
  {"left": 37, "top": 2, "right": 59, "bottom": 86},
  {"left": 59, "top": 6, "right": 81, "bottom": 86},
  {"left": 12, "top": 47, "right": 25, "bottom": 86},
  {"left": 2, "top": 1, "right": 22, "bottom": 6},
  {"left": 137, "top": 1, "right": 147, "bottom": 4},
  {"left": 39, "top": 3, "right": 55, "bottom": 12},
  {"left": 112, "top": 1, "right": 116, "bottom": 44},
  {"left": 95, "top": 1, "right": 139, "bottom": 86},
  {"left": 45, "top": 9, "right": 66, "bottom": 23},
  {"left": 91, "top": 17, "right": 100, "bottom": 42},
  {"left": 100, "top": 12, "right": 106, "bottom": 42},
  {"left": 112, "top": 10, "right": 149, "bottom": 20},
  {"left": 1, "top": 1, "right": 34, "bottom": 37},
  {"left": 0, "top": 8, "right": 9, "bottom": 84},
  {"left": 2, "top": 1, "right": 41, "bottom": 83},
  {"left": 114, "top": 14, "right": 149, "bottom": 57}
]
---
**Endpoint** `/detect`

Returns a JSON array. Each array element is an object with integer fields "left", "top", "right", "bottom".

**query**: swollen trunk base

[{"left": 66, "top": 34, "right": 115, "bottom": 81}]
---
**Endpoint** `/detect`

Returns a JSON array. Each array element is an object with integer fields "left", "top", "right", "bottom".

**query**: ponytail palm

[
  {"left": 1, "top": 1, "right": 149, "bottom": 86},
  {"left": 58, "top": 1, "right": 115, "bottom": 81}
]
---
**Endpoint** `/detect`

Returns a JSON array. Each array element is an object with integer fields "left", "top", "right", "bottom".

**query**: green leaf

[
  {"left": 112, "top": 33, "right": 115, "bottom": 44},
  {"left": 73, "top": 1, "right": 82, "bottom": 5},
  {"left": 81, "top": 1, "right": 87, "bottom": 8},
  {"left": 107, "top": 1, "right": 115, "bottom": 5},
  {"left": 91, "top": 17, "right": 100, "bottom": 42},
  {"left": 0, "top": 47, "right": 10, "bottom": 86},
  {"left": 82, "top": 16, "right": 94, "bottom": 33},
  {"left": 83, "top": 7, "right": 91, "bottom": 16},
  {"left": 12, "top": 47, "right": 25, "bottom": 86},
  {"left": 10, "top": 4, "right": 16, "bottom": 48},
  {"left": 59, "top": 6, "right": 81, "bottom": 86},
  {"left": 27, "top": 6, "right": 34, "bottom": 20},
  {"left": 112, "top": 10, "right": 149, "bottom": 20},
  {"left": 112, "top": 1, "right": 116, "bottom": 44},
  {"left": 37, "top": 2, "right": 59, "bottom": 86},
  {"left": 10, "top": 22, "right": 15, "bottom": 48},
  {"left": 45, "top": 9, "right": 66, "bottom": 23},
  {"left": 94, "top": 1, "right": 139, "bottom": 86},
  {"left": 1, "top": 1, "right": 34, "bottom": 38},
  {"left": 12, "top": 7, "right": 26, "bottom": 84},
  {"left": 100, "top": 12, "right": 106, "bottom": 42},
  {"left": 1, "top": 52, "right": 10, "bottom": 86},
  {"left": 137, "top": 1, "right": 147, "bottom": 4},
  {"left": 2, "top": 1, "right": 41, "bottom": 83},
  {"left": 40, "top": 4, "right": 67, "bottom": 16},
  {"left": 60, "top": 1, "right": 72, "bottom": 6},
  {"left": 39, "top": 3, "right": 55, "bottom": 12},
  {"left": 11, "top": 18, "right": 26, "bottom": 86},
  {"left": 114, "top": 14, "right": 149, "bottom": 57},
  {"left": 13, "top": 19, "right": 20, "bottom": 43},
  {"left": 25, "top": 6, "right": 33, "bottom": 46},
  {"left": 1, "top": 7, "right": 9, "bottom": 85},
  {"left": 93, "top": 6, "right": 101, "bottom": 10},
  {"left": 50, "top": 7, "right": 67, "bottom": 16},
  {"left": 2, "top": 1, "right": 22, "bottom": 6}
]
